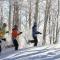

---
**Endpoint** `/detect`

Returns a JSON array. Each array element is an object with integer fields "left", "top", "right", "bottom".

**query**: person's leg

[
  {"left": 28, "top": 36, "right": 35, "bottom": 43},
  {"left": 13, "top": 39, "right": 18, "bottom": 50},
  {"left": 2, "top": 38, "right": 6, "bottom": 41},
  {"left": 0, "top": 45, "right": 1, "bottom": 53},
  {"left": 34, "top": 37, "right": 38, "bottom": 46},
  {"left": 15, "top": 40, "right": 18, "bottom": 50},
  {"left": 0, "top": 40, "right": 1, "bottom": 53},
  {"left": 28, "top": 40, "right": 34, "bottom": 43}
]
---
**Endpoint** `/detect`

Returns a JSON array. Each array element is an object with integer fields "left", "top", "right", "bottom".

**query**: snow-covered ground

[{"left": 0, "top": 44, "right": 60, "bottom": 60}]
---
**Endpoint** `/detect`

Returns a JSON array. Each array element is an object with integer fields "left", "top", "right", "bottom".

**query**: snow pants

[
  {"left": 29, "top": 36, "right": 38, "bottom": 46},
  {"left": 12, "top": 38, "right": 19, "bottom": 50}
]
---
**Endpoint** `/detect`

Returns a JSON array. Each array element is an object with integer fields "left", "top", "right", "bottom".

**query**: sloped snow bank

[{"left": 0, "top": 44, "right": 60, "bottom": 60}]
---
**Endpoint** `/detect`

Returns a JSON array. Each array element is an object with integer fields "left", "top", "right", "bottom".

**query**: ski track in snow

[{"left": 0, "top": 45, "right": 60, "bottom": 60}]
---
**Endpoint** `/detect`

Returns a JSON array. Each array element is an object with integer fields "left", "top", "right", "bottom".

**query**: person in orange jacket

[{"left": 12, "top": 25, "right": 22, "bottom": 50}]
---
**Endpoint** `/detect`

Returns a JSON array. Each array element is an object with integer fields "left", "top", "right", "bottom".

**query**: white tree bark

[{"left": 43, "top": 0, "right": 50, "bottom": 45}]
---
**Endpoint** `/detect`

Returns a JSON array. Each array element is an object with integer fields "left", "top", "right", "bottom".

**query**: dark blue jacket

[{"left": 32, "top": 22, "right": 41, "bottom": 37}]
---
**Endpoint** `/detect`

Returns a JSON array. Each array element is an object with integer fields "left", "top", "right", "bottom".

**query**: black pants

[
  {"left": 0, "top": 40, "right": 1, "bottom": 52},
  {"left": 12, "top": 38, "right": 19, "bottom": 50},
  {"left": 29, "top": 37, "right": 38, "bottom": 46},
  {"left": 0, "top": 45, "right": 1, "bottom": 53}
]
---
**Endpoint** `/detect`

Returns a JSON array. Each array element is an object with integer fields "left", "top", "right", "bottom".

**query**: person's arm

[
  {"left": 36, "top": 31, "right": 42, "bottom": 34},
  {"left": 33, "top": 26, "right": 42, "bottom": 34},
  {"left": 5, "top": 31, "right": 9, "bottom": 33},
  {"left": 18, "top": 32, "right": 22, "bottom": 35}
]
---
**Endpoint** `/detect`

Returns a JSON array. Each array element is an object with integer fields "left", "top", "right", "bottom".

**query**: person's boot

[
  {"left": 15, "top": 47, "right": 18, "bottom": 51},
  {"left": 2, "top": 38, "right": 6, "bottom": 41}
]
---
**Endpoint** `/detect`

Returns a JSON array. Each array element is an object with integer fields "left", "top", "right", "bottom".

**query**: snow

[{"left": 0, "top": 44, "right": 60, "bottom": 60}]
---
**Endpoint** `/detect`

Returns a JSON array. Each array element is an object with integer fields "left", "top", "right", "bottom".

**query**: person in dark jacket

[{"left": 28, "top": 22, "right": 42, "bottom": 46}]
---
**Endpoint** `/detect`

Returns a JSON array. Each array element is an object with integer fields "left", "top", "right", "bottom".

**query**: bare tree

[
  {"left": 42, "top": 0, "right": 51, "bottom": 45},
  {"left": 0, "top": 7, "right": 3, "bottom": 26},
  {"left": 29, "top": 0, "right": 32, "bottom": 29},
  {"left": 48, "top": 0, "right": 52, "bottom": 44},
  {"left": 54, "top": 0, "right": 59, "bottom": 44},
  {"left": 8, "top": 0, "right": 11, "bottom": 31},
  {"left": 13, "top": 1, "right": 19, "bottom": 26},
  {"left": 0, "top": 2, "right": 3, "bottom": 27},
  {"left": 34, "top": 0, "right": 39, "bottom": 23}
]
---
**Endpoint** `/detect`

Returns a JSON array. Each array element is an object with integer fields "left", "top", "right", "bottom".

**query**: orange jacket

[{"left": 12, "top": 30, "right": 21, "bottom": 38}]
